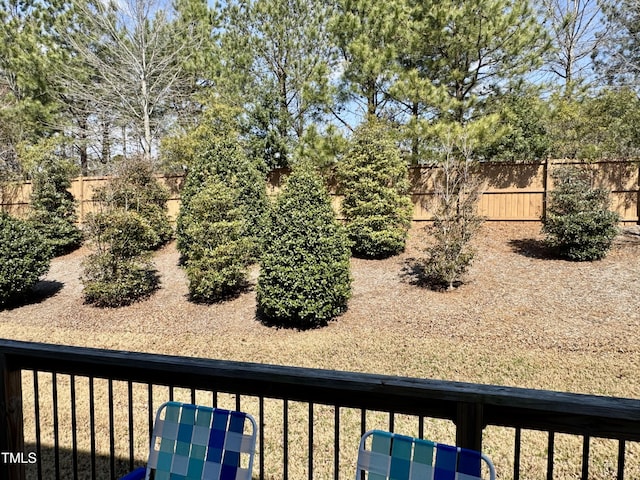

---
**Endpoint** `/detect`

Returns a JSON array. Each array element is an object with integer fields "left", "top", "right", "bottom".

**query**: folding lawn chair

[
  {"left": 120, "top": 401, "right": 257, "bottom": 480},
  {"left": 356, "top": 430, "right": 496, "bottom": 480}
]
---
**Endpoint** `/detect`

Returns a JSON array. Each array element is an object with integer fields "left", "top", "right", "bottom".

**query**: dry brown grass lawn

[{"left": 1, "top": 222, "right": 639, "bottom": 479}]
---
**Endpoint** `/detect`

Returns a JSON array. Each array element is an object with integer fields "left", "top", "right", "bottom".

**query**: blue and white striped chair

[
  {"left": 356, "top": 430, "right": 495, "bottom": 480},
  {"left": 121, "top": 401, "right": 257, "bottom": 480}
]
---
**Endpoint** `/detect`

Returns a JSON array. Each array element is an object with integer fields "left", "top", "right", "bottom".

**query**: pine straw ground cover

[{"left": 0, "top": 222, "right": 638, "bottom": 479}]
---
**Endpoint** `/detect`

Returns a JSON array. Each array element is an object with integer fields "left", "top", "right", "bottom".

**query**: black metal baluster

[
  {"left": 513, "top": 427, "right": 522, "bottom": 480},
  {"left": 334, "top": 406, "right": 340, "bottom": 480},
  {"left": 581, "top": 435, "right": 590, "bottom": 480},
  {"left": 108, "top": 379, "right": 115, "bottom": 479},
  {"left": 259, "top": 397, "right": 265, "bottom": 480},
  {"left": 547, "top": 432, "right": 555, "bottom": 480},
  {"left": 148, "top": 384, "right": 154, "bottom": 440},
  {"left": 128, "top": 381, "right": 134, "bottom": 471},
  {"left": 33, "top": 371, "right": 42, "bottom": 480},
  {"left": 617, "top": 439, "right": 626, "bottom": 480},
  {"left": 308, "top": 403, "right": 314, "bottom": 480},
  {"left": 89, "top": 377, "right": 96, "bottom": 480},
  {"left": 52, "top": 372, "right": 59, "bottom": 480},
  {"left": 70, "top": 375, "right": 78, "bottom": 480},
  {"left": 283, "top": 399, "right": 289, "bottom": 480}
]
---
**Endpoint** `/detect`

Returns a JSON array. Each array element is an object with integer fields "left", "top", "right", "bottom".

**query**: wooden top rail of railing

[{"left": 1, "top": 338, "right": 639, "bottom": 480}]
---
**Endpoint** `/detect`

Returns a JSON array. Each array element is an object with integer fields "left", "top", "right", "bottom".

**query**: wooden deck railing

[{"left": 1, "top": 339, "right": 639, "bottom": 479}]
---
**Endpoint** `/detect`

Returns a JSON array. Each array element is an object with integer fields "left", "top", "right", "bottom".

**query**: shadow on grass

[
  {"left": 399, "top": 258, "right": 427, "bottom": 286},
  {"left": 0, "top": 280, "right": 64, "bottom": 311},
  {"left": 15, "top": 443, "right": 142, "bottom": 480}
]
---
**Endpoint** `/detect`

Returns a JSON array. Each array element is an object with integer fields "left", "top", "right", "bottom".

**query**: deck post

[
  {"left": 456, "top": 402, "right": 484, "bottom": 452},
  {"left": 0, "top": 353, "right": 25, "bottom": 480}
]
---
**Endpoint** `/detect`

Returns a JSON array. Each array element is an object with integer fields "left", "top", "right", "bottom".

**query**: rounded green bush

[
  {"left": 181, "top": 177, "right": 252, "bottom": 302},
  {"left": 543, "top": 166, "right": 620, "bottom": 261},
  {"left": 257, "top": 163, "right": 352, "bottom": 328},
  {"left": 338, "top": 118, "right": 413, "bottom": 258},
  {"left": 85, "top": 209, "right": 157, "bottom": 259},
  {"left": 82, "top": 254, "right": 158, "bottom": 307},
  {"left": 0, "top": 213, "right": 51, "bottom": 307},
  {"left": 82, "top": 209, "right": 159, "bottom": 307}
]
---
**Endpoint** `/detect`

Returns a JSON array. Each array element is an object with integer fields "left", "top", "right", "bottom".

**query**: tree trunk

[
  {"left": 141, "top": 75, "right": 152, "bottom": 162},
  {"left": 278, "top": 71, "right": 289, "bottom": 141},
  {"left": 122, "top": 125, "right": 127, "bottom": 158},
  {"left": 411, "top": 102, "right": 419, "bottom": 163},
  {"left": 78, "top": 116, "right": 88, "bottom": 176},
  {"left": 101, "top": 119, "right": 111, "bottom": 164}
]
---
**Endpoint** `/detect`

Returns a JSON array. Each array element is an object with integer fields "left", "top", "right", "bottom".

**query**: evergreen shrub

[
  {"left": 81, "top": 209, "right": 158, "bottom": 307},
  {"left": 0, "top": 213, "right": 51, "bottom": 307},
  {"left": 174, "top": 114, "right": 268, "bottom": 303},
  {"left": 257, "top": 163, "right": 352, "bottom": 328},
  {"left": 28, "top": 146, "right": 83, "bottom": 256},
  {"left": 94, "top": 158, "right": 172, "bottom": 249},
  {"left": 177, "top": 138, "right": 267, "bottom": 262},
  {"left": 542, "top": 166, "right": 619, "bottom": 261},
  {"left": 181, "top": 177, "right": 252, "bottom": 302},
  {"left": 338, "top": 118, "right": 413, "bottom": 258}
]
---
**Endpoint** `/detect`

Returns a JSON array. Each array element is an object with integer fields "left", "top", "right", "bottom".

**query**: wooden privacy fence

[{"left": 1, "top": 159, "right": 639, "bottom": 223}]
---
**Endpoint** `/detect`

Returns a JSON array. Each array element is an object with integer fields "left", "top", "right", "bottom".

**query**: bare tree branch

[{"left": 58, "top": 0, "right": 198, "bottom": 163}]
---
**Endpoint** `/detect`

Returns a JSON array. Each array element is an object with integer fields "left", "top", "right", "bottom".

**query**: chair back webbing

[
  {"left": 145, "top": 401, "right": 257, "bottom": 480},
  {"left": 356, "top": 430, "right": 496, "bottom": 480}
]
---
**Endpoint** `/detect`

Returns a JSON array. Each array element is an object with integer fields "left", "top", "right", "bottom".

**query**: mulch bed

[{"left": 1, "top": 222, "right": 639, "bottom": 396}]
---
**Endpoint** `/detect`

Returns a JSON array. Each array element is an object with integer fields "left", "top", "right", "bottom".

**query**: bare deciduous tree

[
  {"left": 539, "top": 0, "right": 609, "bottom": 96},
  {"left": 61, "top": 0, "right": 197, "bottom": 163},
  {"left": 421, "top": 122, "right": 487, "bottom": 290},
  {"left": 597, "top": 0, "right": 640, "bottom": 88}
]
